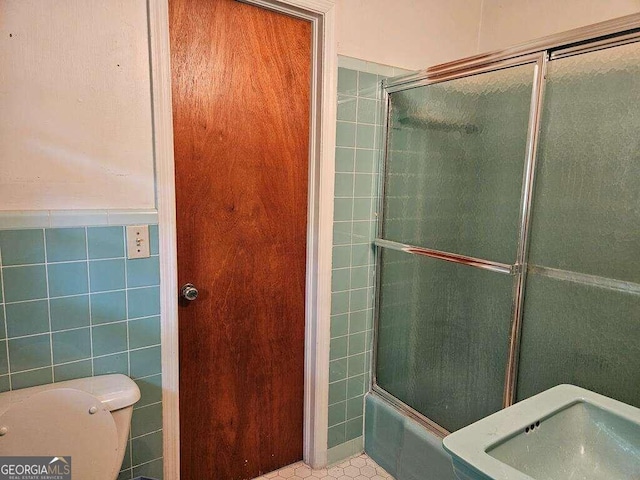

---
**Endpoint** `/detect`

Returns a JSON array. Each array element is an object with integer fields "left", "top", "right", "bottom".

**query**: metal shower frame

[{"left": 371, "top": 13, "right": 640, "bottom": 438}]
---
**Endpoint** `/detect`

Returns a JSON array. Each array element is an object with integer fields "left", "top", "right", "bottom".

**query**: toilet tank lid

[{"left": 0, "top": 374, "right": 140, "bottom": 414}]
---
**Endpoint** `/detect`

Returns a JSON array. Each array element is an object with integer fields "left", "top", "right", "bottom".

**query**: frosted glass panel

[
  {"left": 517, "top": 272, "right": 640, "bottom": 407},
  {"left": 528, "top": 42, "right": 640, "bottom": 283},
  {"left": 382, "top": 63, "right": 535, "bottom": 264},
  {"left": 518, "top": 41, "right": 640, "bottom": 408},
  {"left": 375, "top": 249, "right": 514, "bottom": 432}
]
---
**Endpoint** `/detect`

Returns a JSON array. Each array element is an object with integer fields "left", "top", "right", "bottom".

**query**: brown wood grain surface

[{"left": 169, "top": 0, "right": 311, "bottom": 478}]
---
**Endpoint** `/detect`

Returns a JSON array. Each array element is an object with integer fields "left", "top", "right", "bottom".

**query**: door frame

[{"left": 149, "top": 0, "right": 337, "bottom": 477}]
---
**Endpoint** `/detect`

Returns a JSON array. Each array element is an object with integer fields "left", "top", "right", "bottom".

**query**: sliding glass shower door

[
  {"left": 376, "top": 62, "right": 538, "bottom": 432},
  {"left": 374, "top": 27, "right": 640, "bottom": 435},
  {"left": 517, "top": 40, "right": 640, "bottom": 406}
]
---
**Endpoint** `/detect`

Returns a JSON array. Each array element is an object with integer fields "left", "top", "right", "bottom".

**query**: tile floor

[{"left": 253, "top": 454, "right": 394, "bottom": 479}]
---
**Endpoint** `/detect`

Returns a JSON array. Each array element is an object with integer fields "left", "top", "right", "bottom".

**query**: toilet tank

[
  {"left": 0, "top": 374, "right": 140, "bottom": 479},
  {"left": 0, "top": 374, "right": 140, "bottom": 412}
]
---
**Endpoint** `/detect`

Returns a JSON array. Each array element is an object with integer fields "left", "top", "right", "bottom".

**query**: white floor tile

[{"left": 252, "top": 454, "right": 394, "bottom": 480}]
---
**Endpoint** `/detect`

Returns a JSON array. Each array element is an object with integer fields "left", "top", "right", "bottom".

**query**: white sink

[{"left": 442, "top": 385, "right": 640, "bottom": 480}]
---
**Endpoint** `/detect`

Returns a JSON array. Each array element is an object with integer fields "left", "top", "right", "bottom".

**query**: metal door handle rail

[{"left": 374, "top": 238, "right": 515, "bottom": 275}]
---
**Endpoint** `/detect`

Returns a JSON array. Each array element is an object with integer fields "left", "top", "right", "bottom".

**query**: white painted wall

[
  {"left": 3, "top": 0, "right": 640, "bottom": 212},
  {"left": 477, "top": 0, "right": 640, "bottom": 53},
  {"left": 337, "top": 0, "right": 640, "bottom": 71},
  {"left": 336, "top": 0, "right": 484, "bottom": 71},
  {"left": 0, "top": 0, "right": 155, "bottom": 211}
]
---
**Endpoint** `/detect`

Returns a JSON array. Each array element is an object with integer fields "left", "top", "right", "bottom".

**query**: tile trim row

[
  {"left": 338, "top": 55, "right": 413, "bottom": 78},
  {"left": 0, "top": 209, "right": 159, "bottom": 230}
]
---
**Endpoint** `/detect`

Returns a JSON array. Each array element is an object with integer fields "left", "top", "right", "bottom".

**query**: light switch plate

[{"left": 126, "top": 225, "right": 150, "bottom": 259}]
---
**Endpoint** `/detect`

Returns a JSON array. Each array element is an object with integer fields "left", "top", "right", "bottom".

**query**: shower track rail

[{"left": 371, "top": 12, "right": 640, "bottom": 438}]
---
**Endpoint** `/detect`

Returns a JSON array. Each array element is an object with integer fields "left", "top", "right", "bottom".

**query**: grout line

[
  {"left": 12, "top": 364, "right": 84, "bottom": 376},
  {"left": 0, "top": 316, "right": 158, "bottom": 341},
  {"left": 125, "top": 313, "right": 160, "bottom": 322},
  {"left": 4, "top": 294, "right": 84, "bottom": 305},
  {"left": 130, "top": 426, "right": 163, "bottom": 439},
  {"left": 0, "top": 248, "right": 12, "bottom": 391},
  {"left": 332, "top": 243, "right": 375, "bottom": 250},
  {"left": 329, "top": 349, "right": 369, "bottom": 364},
  {"left": 337, "top": 92, "right": 358, "bottom": 100},
  {"left": 127, "top": 308, "right": 134, "bottom": 477},
  {"left": 48, "top": 357, "right": 91, "bottom": 369},
  {"left": 337, "top": 119, "right": 378, "bottom": 127},
  {"left": 0, "top": 254, "right": 159, "bottom": 269},
  {"left": 85, "top": 227, "right": 95, "bottom": 377},
  {"left": 344, "top": 74, "right": 364, "bottom": 399},
  {"left": 6, "top": 320, "right": 120, "bottom": 340},
  {"left": 118, "top": 468, "right": 132, "bottom": 478},
  {"left": 132, "top": 401, "right": 162, "bottom": 413},
  {"left": 334, "top": 195, "right": 379, "bottom": 200},
  {"left": 123, "top": 228, "right": 131, "bottom": 379},
  {"left": 42, "top": 230, "right": 55, "bottom": 384},
  {"left": 335, "top": 172, "right": 377, "bottom": 177},
  {"left": 5, "top": 343, "right": 162, "bottom": 375},
  {"left": 16, "top": 326, "right": 90, "bottom": 340},
  {"left": 130, "top": 456, "right": 163, "bottom": 470},
  {"left": 9, "top": 366, "right": 51, "bottom": 380},
  {"left": 132, "top": 372, "right": 161, "bottom": 381},
  {"left": 2, "top": 284, "right": 160, "bottom": 307},
  {"left": 128, "top": 343, "right": 161, "bottom": 353},
  {"left": 330, "top": 331, "right": 372, "bottom": 343},
  {"left": 327, "top": 414, "right": 364, "bottom": 430},
  {"left": 331, "top": 286, "right": 370, "bottom": 295},
  {"left": 125, "top": 284, "right": 160, "bottom": 292},
  {"left": 91, "top": 343, "right": 160, "bottom": 359}
]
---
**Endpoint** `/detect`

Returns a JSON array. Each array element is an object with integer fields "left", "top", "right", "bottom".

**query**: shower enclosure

[{"left": 372, "top": 16, "right": 640, "bottom": 437}]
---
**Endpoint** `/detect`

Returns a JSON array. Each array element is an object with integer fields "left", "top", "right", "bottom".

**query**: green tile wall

[
  {"left": 329, "top": 67, "right": 385, "bottom": 450},
  {"left": 0, "top": 225, "right": 163, "bottom": 479}
]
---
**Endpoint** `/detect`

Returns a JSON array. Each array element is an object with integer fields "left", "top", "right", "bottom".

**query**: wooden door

[{"left": 169, "top": 1, "right": 311, "bottom": 478}]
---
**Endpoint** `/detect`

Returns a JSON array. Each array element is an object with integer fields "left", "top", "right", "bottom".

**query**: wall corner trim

[{"left": 148, "top": 1, "right": 180, "bottom": 479}]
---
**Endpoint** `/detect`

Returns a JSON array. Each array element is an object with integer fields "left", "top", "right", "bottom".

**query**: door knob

[{"left": 181, "top": 283, "right": 199, "bottom": 301}]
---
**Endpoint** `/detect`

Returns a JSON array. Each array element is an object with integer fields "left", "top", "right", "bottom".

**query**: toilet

[{"left": 0, "top": 374, "right": 140, "bottom": 480}]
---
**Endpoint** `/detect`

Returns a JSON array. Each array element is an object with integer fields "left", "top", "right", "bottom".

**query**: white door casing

[{"left": 149, "top": 0, "right": 337, "bottom": 477}]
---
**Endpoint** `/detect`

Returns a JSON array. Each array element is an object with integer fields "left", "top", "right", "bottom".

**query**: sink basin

[{"left": 442, "top": 385, "right": 640, "bottom": 480}]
